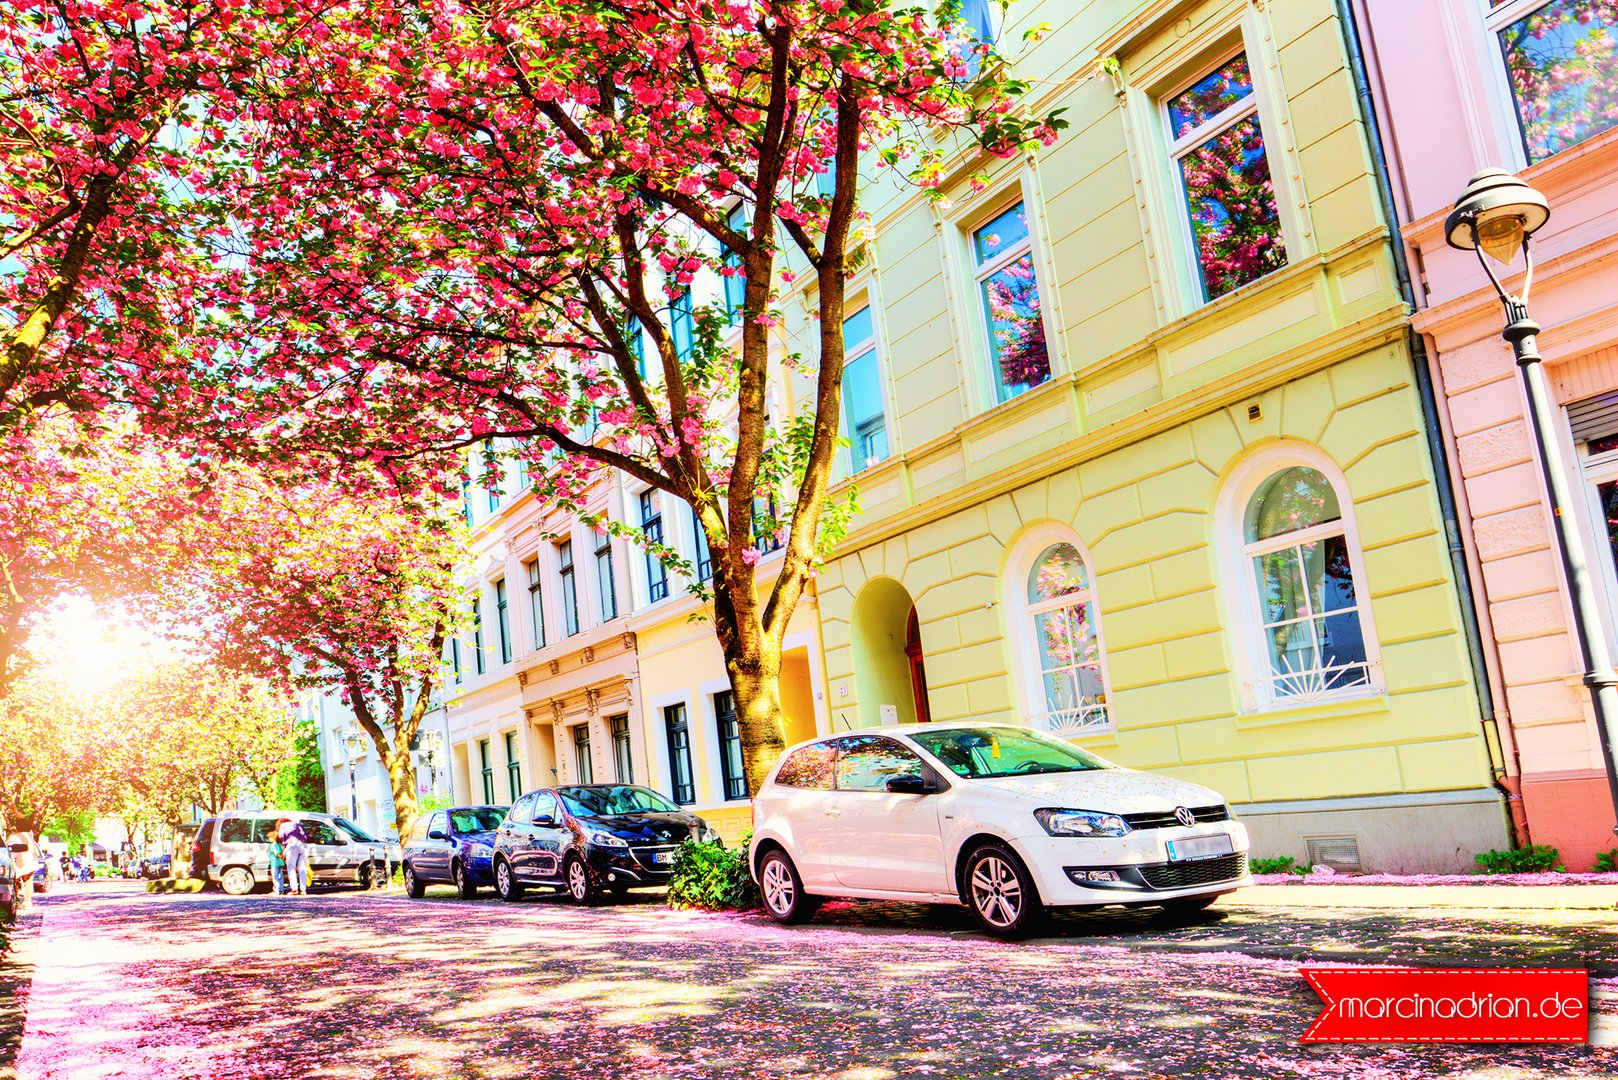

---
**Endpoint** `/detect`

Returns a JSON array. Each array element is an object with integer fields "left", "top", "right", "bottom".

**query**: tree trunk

[
  {"left": 727, "top": 635, "right": 786, "bottom": 798},
  {"left": 383, "top": 745, "right": 419, "bottom": 848}
]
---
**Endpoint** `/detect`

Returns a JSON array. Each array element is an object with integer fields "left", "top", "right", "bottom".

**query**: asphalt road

[{"left": 4, "top": 880, "right": 1615, "bottom": 1080}]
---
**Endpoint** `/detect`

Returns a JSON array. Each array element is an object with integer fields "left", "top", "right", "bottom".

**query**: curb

[{"left": 1225, "top": 884, "right": 1618, "bottom": 910}]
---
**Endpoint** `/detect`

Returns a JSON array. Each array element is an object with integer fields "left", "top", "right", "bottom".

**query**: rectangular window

[
  {"left": 504, "top": 731, "right": 521, "bottom": 799},
  {"left": 449, "top": 635, "right": 461, "bottom": 682},
  {"left": 641, "top": 491, "right": 669, "bottom": 602},
  {"left": 525, "top": 558, "right": 545, "bottom": 651},
  {"left": 1165, "top": 52, "right": 1287, "bottom": 302},
  {"left": 671, "top": 288, "right": 696, "bottom": 363},
  {"left": 955, "top": 0, "right": 998, "bottom": 81},
  {"left": 494, "top": 578, "right": 512, "bottom": 664},
  {"left": 663, "top": 703, "right": 695, "bottom": 804},
  {"left": 516, "top": 454, "right": 530, "bottom": 492},
  {"left": 479, "top": 738, "right": 495, "bottom": 804},
  {"left": 572, "top": 723, "right": 594, "bottom": 784},
  {"left": 460, "top": 480, "right": 474, "bottom": 526},
  {"left": 486, "top": 478, "right": 501, "bottom": 513},
  {"left": 1490, "top": 0, "right": 1618, "bottom": 163},
  {"left": 627, "top": 318, "right": 647, "bottom": 379},
  {"left": 472, "top": 596, "right": 486, "bottom": 675},
  {"left": 714, "top": 691, "right": 749, "bottom": 801},
  {"left": 972, "top": 201, "right": 1051, "bottom": 404},
  {"left": 559, "top": 541, "right": 580, "bottom": 636},
  {"left": 691, "top": 506, "right": 713, "bottom": 582},
  {"left": 611, "top": 715, "right": 633, "bottom": 783},
  {"left": 595, "top": 532, "right": 618, "bottom": 620},
  {"left": 841, "top": 305, "right": 889, "bottom": 472},
  {"left": 721, "top": 205, "right": 748, "bottom": 324}
]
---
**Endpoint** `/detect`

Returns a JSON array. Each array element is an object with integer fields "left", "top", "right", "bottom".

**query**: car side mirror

[
  {"left": 427, "top": 828, "right": 446, "bottom": 841},
  {"left": 886, "top": 774, "right": 934, "bottom": 795},
  {"left": 533, "top": 814, "right": 555, "bottom": 827}
]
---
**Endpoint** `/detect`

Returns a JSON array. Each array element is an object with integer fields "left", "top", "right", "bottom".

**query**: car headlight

[
  {"left": 1034, "top": 808, "right": 1131, "bottom": 838},
  {"left": 585, "top": 829, "right": 629, "bottom": 849},
  {"left": 698, "top": 826, "right": 721, "bottom": 845},
  {"left": 468, "top": 843, "right": 493, "bottom": 859}
]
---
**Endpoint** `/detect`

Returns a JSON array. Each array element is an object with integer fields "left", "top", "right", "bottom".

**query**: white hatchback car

[{"left": 749, "top": 722, "right": 1250, "bottom": 937}]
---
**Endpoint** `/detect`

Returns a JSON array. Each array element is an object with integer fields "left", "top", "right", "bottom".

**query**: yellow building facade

[{"left": 783, "top": 0, "right": 1510, "bottom": 870}]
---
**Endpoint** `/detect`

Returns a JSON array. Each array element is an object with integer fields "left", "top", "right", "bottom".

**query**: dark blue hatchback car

[{"left": 402, "top": 806, "right": 509, "bottom": 899}]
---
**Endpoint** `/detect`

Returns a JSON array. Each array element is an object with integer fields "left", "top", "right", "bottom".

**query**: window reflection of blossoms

[
  {"left": 1495, "top": 0, "right": 1618, "bottom": 162},
  {"left": 973, "top": 203, "right": 1051, "bottom": 403},
  {"left": 1027, "top": 544, "right": 1110, "bottom": 735},
  {"left": 1244, "top": 467, "right": 1370, "bottom": 704},
  {"left": 1167, "top": 54, "right": 1287, "bottom": 301}
]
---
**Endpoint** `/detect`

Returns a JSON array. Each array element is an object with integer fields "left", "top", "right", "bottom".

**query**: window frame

[
  {"left": 494, "top": 578, "right": 512, "bottom": 665},
  {"left": 472, "top": 595, "right": 486, "bottom": 676},
  {"left": 720, "top": 203, "right": 748, "bottom": 326},
  {"left": 525, "top": 557, "right": 545, "bottom": 651},
  {"left": 663, "top": 703, "right": 696, "bottom": 805},
  {"left": 713, "top": 690, "right": 748, "bottom": 802},
  {"left": 967, "top": 195, "right": 1055, "bottom": 406},
  {"left": 1158, "top": 47, "right": 1288, "bottom": 306},
  {"left": 558, "top": 540, "right": 580, "bottom": 637},
  {"left": 611, "top": 714, "right": 634, "bottom": 783},
  {"left": 1480, "top": 0, "right": 1618, "bottom": 167},
  {"left": 1217, "top": 443, "right": 1385, "bottom": 713},
  {"left": 690, "top": 506, "right": 714, "bottom": 583},
  {"left": 1005, "top": 525, "right": 1117, "bottom": 738},
  {"left": 595, "top": 530, "right": 618, "bottom": 621},
  {"left": 479, "top": 737, "right": 495, "bottom": 804},
  {"left": 841, "top": 302, "right": 890, "bottom": 474},
  {"left": 572, "top": 723, "right": 594, "bottom": 785},
  {"left": 640, "top": 490, "right": 669, "bottom": 603},
  {"left": 504, "top": 731, "right": 521, "bottom": 799}
]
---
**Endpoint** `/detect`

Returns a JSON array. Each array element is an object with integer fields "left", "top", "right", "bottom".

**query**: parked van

[{"left": 207, "top": 811, "right": 402, "bottom": 896}]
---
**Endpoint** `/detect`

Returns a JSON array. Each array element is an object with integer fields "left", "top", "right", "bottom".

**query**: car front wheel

[
  {"left": 962, "top": 842, "right": 1043, "bottom": 939},
  {"left": 220, "top": 866, "right": 256, "bottom": 897},
  {"left": 564, "top": 856, "right": 599, "bottom": 906},
  {"left": 494, "top": 858, "right": 523, "bottom": 902},
  {"left": 403, "top": 863, "right": 425, "bottom": 899},
  {"left": 758, "top": 849, "right": 819, "bottom": 925},
  {"left": 454, "top": 861, "right": 478, "bottom": 900}
]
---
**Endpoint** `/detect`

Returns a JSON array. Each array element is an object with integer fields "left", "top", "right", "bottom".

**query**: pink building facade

[{"left": 1355, "top": 0, "right": 1618, "bottom": 868}]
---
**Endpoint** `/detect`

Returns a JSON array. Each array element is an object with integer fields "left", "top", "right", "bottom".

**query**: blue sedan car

[{"left": 402, "top": 806, "right": 509, "bottom": 899}]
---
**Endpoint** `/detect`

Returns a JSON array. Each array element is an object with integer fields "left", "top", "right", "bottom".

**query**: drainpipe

[{"left": 1334, "top": 0, "right": 1528, "bottom": 845}]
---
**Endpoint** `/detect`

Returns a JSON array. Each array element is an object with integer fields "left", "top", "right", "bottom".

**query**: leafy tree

[
  {"left": 271, "top": 721, "right": 328, "bottom": 813},
  {"left": 191, "top": 0, "right": 1063, "bottom": 790},
  {"left": 41, "top": 808, "right": 96, "bottom": 851},
  {"left": 0, "top": 0, "right": 349, "bottom": 431},
  {"left": 0, "top": 668, "right": 114, "bottom": 833}
]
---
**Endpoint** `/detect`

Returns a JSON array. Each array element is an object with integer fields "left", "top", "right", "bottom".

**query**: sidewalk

[{"left": 1228, "top": 883, "right": 1618, "bottom": 910}]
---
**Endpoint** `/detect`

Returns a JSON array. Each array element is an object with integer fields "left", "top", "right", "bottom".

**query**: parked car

[
  {"left": 402, "top": 806, "right": 509, "bottom": 899},
  {"left": 140, "top": 854, "right": 173, "bottom": 880},
  {"left": 0, "top": 845, "right": 14, "bottom": 918},
  {"left": 492, "top": 784, "right": 719, "bottom": 905},
  {"left": 207, "top": 811, "right": 403, "bottom": 896},
  {"left": 749, "top": 722, "right": 1252, "bottom": 938},
  {"left": 189, "top": 819, "right": 218, "bottom": 884}
]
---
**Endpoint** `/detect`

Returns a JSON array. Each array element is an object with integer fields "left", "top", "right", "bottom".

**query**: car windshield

[
  {"left": 448, "top": 808, "right": 507, "bottom": 833},
  {"left": 333, "top": 818, "right": 379, "bottom": 843},
  {"left": 909, "top": 726, "right": 1113, "bottom": 779},
  {"left": 557, "top": 785, "right": 680, "bottom": 818}
]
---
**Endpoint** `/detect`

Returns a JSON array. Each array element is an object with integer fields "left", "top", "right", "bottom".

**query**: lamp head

[{"left": 1444, "top": 168, "right": 1550, "bottom": 264}]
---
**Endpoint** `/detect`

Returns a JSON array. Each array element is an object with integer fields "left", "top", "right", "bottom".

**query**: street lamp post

[
  {"left": 1445, "top": 168, "right": 1618, "bottom": 836},
  {"left": 342, "top": 723, "right": 364, "bottom": 822}
]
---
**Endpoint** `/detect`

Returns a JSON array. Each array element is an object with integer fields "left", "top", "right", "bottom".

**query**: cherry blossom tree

[
  {"left": 169, "top": 472, "right": 470, "bottom": 843},
  {"left": 189, "top": 0, "right": 1064, "bottom": 790},
  {"left": 0, "top": 0, "right": 348, "bottom": 432}
]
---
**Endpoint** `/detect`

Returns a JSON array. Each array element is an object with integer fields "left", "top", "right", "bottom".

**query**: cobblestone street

[{"left": 4, "top": 881, "right": 1615, "bottom": 1080}]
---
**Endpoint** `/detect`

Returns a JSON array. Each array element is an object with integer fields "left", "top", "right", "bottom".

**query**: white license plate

[
  {"left": 1166, "top": 834, "right": 1234, "bottom": 862},
  {"left": 651, "top": 850, "right": 674, "bottom": 865}
]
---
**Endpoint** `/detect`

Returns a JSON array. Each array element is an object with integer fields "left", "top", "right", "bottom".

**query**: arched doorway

[{"left": 850, "top": 577, "right": 930, "bottom": 726}]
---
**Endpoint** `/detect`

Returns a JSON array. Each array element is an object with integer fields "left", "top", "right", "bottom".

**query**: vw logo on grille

[{"left": 1174, "top": 806, "right": 1196, "bottom": 828}]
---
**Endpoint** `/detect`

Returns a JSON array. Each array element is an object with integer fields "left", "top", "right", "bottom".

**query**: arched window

[
  {"left": 1242, "top": 465, "right": 1372, "bottom": 704},
  {"left": 1025, "top": 542, "right": 1110, "bottom": 735}
]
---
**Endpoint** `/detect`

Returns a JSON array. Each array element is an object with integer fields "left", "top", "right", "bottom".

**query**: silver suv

[{"left": 207, "top": 811, "right": 402, "bottom": 895}]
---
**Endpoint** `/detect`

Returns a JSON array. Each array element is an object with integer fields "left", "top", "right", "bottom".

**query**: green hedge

[
  {"left": 665, "top": 834, "right": 757, "bottom": 911},
  {"left": 1474, "top": 844, "right": 1563, "bottom": 874}
]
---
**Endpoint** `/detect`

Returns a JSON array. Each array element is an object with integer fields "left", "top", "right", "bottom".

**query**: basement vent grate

[{"left": 1304, "top": 835, "right": 1364, "bottom": 873}]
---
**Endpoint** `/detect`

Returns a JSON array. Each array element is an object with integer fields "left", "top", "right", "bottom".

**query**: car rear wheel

[
  {"left": 495, "top": 858, "right": 523, "bottom": 901},
  {"left": 220, "top": 866, "right": 256, "bottom": 897},
  {"left": 758, "top": 849, "right": 819, "bottom": 925},
  {"left": 403, "top": 863, "right": 425, "bottom": 899},
  {"left": 962, "top": 842, "right": 1044, "bottom": 939},
  {"left": 356, "top": 862, "right": 376, "bottom": 890},
  {"left": 564, "top": 855, "right": 599, "bottom": 906},
  {"left": 454, "top": 861, "right": 478, "bottom": 900}
]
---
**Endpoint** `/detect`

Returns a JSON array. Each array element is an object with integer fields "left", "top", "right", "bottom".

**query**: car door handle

[{"left": 823, "top": 808, "right": 841, "bottom": 818}]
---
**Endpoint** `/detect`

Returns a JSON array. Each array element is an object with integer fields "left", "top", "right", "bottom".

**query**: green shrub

[
  {"left": 1594, "top": 849, "right": 1618, "bottom": 873},
  {"left": 1474, "top": 845, "right": 1564, "bottom": 874},
  {"left": 1250, "top": 855, "right": 1306, "bottom": 876},
  {"left": 666, "top": 832, "right": 757, "bottom": 911}
]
